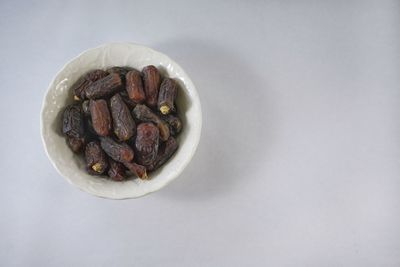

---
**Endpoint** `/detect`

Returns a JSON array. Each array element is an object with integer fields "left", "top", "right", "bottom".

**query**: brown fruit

[
  {"left": 126, "top": 70, "right": 145, "bottom": 104},
  {"left": 85, "top": 141, "right": 108, "bottom": 174},
  {"left": 158, "top": 78, "right": 177, "bottom": 115},
  {"left": 100, "top": 137, "right": 134, "bottom": 163},
  {"left": 85, "top": 73, "right": 123, "bottom": 99},
  {"left": 123, "top": 162, "right": 148, "bottom": 179},
  {"left": 108, "top": 159, "right": 126, "bottom": 181},
  {"left": 72, "top": 69, "right": 109, "bottom": 100},
  {"left": 110, "top": 93, "right": 136, "bottom": 141},
  {"left": 142, "top": 65, "right": 161, "bottom": 108},
  {"left": 132, "top": 104, "right": 170, "bottom": 141},
  {"left": 135, "top": 123, "right": 160, "bottom": 166},
  {"left": 62, "top": 104, "right": 85, "bottom": 139},
  {"left": 89, "top": 99, "right": 112, "bottom": 136},
  {"left": 147, "top": 137, "right": 178, "bottom": 171}
]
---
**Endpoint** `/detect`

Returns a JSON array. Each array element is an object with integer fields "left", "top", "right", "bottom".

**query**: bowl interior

[{"left": 41, "top": 43, "right": 201, "bottom": 199}]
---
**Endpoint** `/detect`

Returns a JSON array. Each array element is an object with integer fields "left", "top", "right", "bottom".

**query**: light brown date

[
  {"left": 89, "top": 99, "right": 112, "bottom": 136},
  {"left": 126, "top": 70, "right": 145, "bottom": 104}
]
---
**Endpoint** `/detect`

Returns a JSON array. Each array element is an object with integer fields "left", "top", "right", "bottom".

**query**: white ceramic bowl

[{"left": 40, "top": 43, "right": 202, "bottom": 199}]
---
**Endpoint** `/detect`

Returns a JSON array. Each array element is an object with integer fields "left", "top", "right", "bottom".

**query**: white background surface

[{"left": 1, "top": 0, "right": 399, "bottom": 266}]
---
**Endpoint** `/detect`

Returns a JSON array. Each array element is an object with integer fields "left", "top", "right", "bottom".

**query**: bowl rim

[{"left": 40, "top": 42, "right": 202, "bottom": 199}]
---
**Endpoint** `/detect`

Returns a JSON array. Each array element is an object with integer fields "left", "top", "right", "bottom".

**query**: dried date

[
  {"left": 135, "top": 123, "right": 159, "bottom": 166},
  {"left": 85, "top": 73, "right": 123, "bottom": 99},
  {"left": 142, "top": 65, "right": 161, "bottom": 108},
  {"left": 147, "top": 137, "right": 178, "bottom": 171},
  {"left": 158, "top": 78, "right": 177, "bottom": 114},
  {"left": 100, "top": 137, "right": 134, "bottom": 163},
  {"left": 132, "top": 104, "right": 170, "bottom": 141},
  {"left": 123, "top": 162, "right": 148, "bottom": 179},
  {"left": 162, "top": 114, "right": 182, "bottom": 136},
  {"left": 62, "top": 104, "right": 85, "bottom": 139},
  {"left": 72, "top": 69, "right": 108, "bottom": 100},
  {"left": 126, "top": 70, "right": 145, "bottom": 104},
  {"left": 108, "top": 159, "right": 126, "bottom": 181},
  {"left": 110, "top": 93, "right": 136, "bottom": 141},
  {"left": 89, "top": 99, "right": 112, "bottom": 136},
  {"left": 85, "top": 141, "right": 108, "bottom": 174}
]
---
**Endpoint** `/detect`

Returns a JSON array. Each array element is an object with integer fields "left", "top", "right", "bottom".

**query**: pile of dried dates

[{"left": 62, "top": 66, "right": 182, "bottom": 181}]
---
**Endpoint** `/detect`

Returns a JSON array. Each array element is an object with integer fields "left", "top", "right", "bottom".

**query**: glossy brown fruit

[
  {"left": 126, "top": 70, "right": 145, "bottom": 104},
  {"left": 142, "top": 65, "right": 161, "bottom": 108},
  {"left": 89, "top": 99, "right": 112, "bottom": 136},
  {"left": 110, "top": 93, "right": 136, "bottom": 141}
]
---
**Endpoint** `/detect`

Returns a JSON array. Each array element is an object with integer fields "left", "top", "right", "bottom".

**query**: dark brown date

[
  {"left": 142, "top": 65, "right": 161, "bottom": 108},
  {"left": 67, "top": 136, "right": 84, "bottom": 153},
  {"left": 85, "top": 141, "right": 108, "bottom": 174},
  {"left": 108, "top": 159, "right": 126, "bottom": 181},
  {"left": 132, "top": 104, "right": 170, "bottom": 141},
  {"left": 135, "top": 123, "right": 159, "bottom": 166},
  {"left": 147, "top": 137, "right": 178, "bottom": 171},
  {"left": 158, "top": 78, "right": 177, "bottom": 115},
  {"left": 62, "top": 104, "right": 85, "bottom": 139},
  {"left": 162, "top": 114, "right": 182, "bottom": 136},
  {"left": 126, "top": 70, "right": 145, "bottom": 104},
  {"left": 107, "top": 66, "right": 134, "bottom": 77},
  {"left": 72, "top": 69, "right": 109, "bottom": 100},
  {"left": 89, "top": 99, "right": 112, "bottom": 136},
  {"left": 100, "top": 137, "right": 134, "bottom": 163},
  {"left": 123, "top": 162, "right": 148, "bottom": 179},
  {"left": 110, "top": 93, "right": 136, "bottom": 141},
  {"left": 85, "top": 73, "right": 123, "bottom": 99}
]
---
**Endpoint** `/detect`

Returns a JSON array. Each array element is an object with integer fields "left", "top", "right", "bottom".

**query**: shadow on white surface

[{"left": 153, "top": 39, "right": 276, "bottom": 200}]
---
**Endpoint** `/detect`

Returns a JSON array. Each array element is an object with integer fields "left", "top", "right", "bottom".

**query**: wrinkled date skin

[
  {"left": 67, "top": 136, "right": 85, "bottom": 153},
  {"left": 72, "top": 69, "right": 109, "bottom": 100},
  {"left": 108, "top": 159, "right": 126, "bottom": 181},
  {"left": 89, "top": 99, "right": 112, "bottom": 136},
  {"left": 135, "top": 123, "right": 159, "bottom": 166},
  {"left": 158, "top": 78, "right": 177, "bottom": 115},
  {"left": 85, "top": 141, "right": 108, "bottom": 174},
  {"left": 147, "top": 137, "right": 178, "bottom": 171},
  {"left": 62, "top": 104, "right": 85, "bottom": 139},
  {"left": 126, "top": 70, "right": 145, "bottom": 104},
  {"left": 132, "top": 104, "right": 170, "bottom": 141},
  {"left": 85, "top": 73, "right": 123, "bottom": 99},
  {"left": 100, "top": 137, "right": 134, "bottom": 163},
  {"left": 142, "top": 65, "right": 161, "bottom": 108},
  {"left": 162, "top": 114, "right": 182, "bottom": 136},
  {"left": 123, "top": 162, "right": 148, "bottom": 179},
  {"left": 110, "top": 93, "right": 136, "bottom": 141}
]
